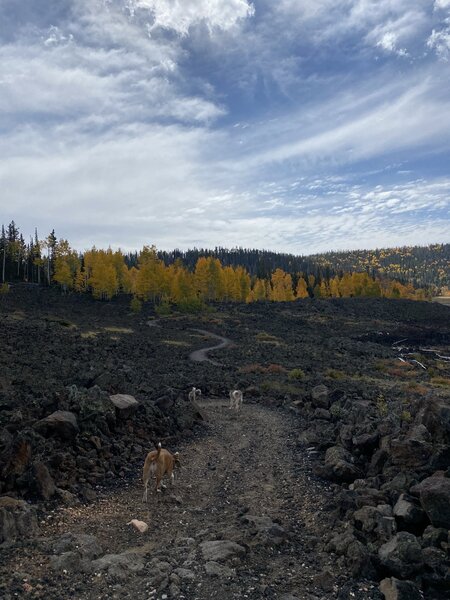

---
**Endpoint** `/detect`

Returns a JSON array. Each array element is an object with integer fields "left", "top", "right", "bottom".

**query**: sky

[{"left": 0, "top": 0, "right": 449, "bottom": 254}]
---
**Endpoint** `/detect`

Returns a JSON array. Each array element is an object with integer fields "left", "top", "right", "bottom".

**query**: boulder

[
  {"left": 412, "top": 474, "right": 450, "bottom": 529},
  {"left": 34, "top": 411, "right": 79, "bottom": 440},
  {"left": 90, "top": 552, "right": 145, "bottom": 581},
  {"left": 388, "top": 437, "right": 432, "bottom": 468},
  {"left": 0, "top": 496, "right": 39, "bottom": 543},
  {"left": 1, "top": 435, "right": 32, "bottom": 478},
  {"left": 204, "top": 561, "right": 235, "bottom": 578},
  {"left": 368, "top": 448, "right": 389, "bottom": 476},
  {"left": 379, "top": 577, "right": 422, "bottom": 600},
  {"left": 392, "top": 494, "right": 426, "bottom": 531},
  {"left": 352, "top": 431, "right": 379, "bottom": 454},
  {"left": 311, "top": 385, "right": 329, "bottom": 409},
  {"left": 324, "top": 446, "right": 363, "bottom": 483},
  {"left": 241, "top": 514, "right": 287, "bottom": 545},
  {"left": 69, "top": 385, "right": 116, "bottom": 433},
  {"left": 346, "top": 539, "right": 375, "bottom": 578},
  {"left": 32, "top": 461, "right": 56, "bottom": 500},
  {"left": 353, "top": 505, "right": 396, "bottom": 541},
  {"left": 109, "top": 394, "right": 139, "bottom": 419},
  {"left": 421, "top": 525, "right": 448, "bottom": 549},
  {"left": 378, "top": 532, "right": 423, "bottom": 578},
  {"left": 417, "top": 397, "right": 450, "bottom": 444},
  {"left": 53, "top": 533, "right": 103, "bottom": 560},
  {"left": 200, "top": 540, "right": 246, "bottom": 562}
]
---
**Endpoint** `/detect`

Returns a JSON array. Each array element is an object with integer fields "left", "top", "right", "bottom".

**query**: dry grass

[
  {"left": 9, "top": 310, "right": 25, "bottom": 321},
  {"left": 255, "top": 331, "right": 282, "bottom": 345},
  {"left": 44, "top": 315, "right": 77, "bottom": 329},
  {"left": 325, "top": 368, "right": 346, "bottom": 380},
  {"left": 80, "top": 331, "right": 98, "bottom": 339},
  {"left": 238, "top": 363, "right": 287, "bottom": 374},
  {"left": 103, "top": 326, "right": 133, "bottom": 334},
  {"left": 431, "top": 377, "right": 450, "bottom": 387},
  {"left": 162, "top": 340, "right": 190, "bottom": 347}
]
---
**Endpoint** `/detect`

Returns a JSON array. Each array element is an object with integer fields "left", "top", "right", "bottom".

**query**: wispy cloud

[{"left": 0, "top": 0, "right": 448, "bottom": 254}]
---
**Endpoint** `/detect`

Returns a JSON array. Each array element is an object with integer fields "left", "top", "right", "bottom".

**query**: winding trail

[{"left": 188, "top": 328, "right": 232, "bottom": 366}]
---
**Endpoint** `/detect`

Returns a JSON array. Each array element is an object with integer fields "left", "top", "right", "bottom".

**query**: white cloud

[
  {"left": 427, "top": 26, "right": 450, "bottom": 59},
  {"left": 435, "top": 0, "right": 450, "bottom": 10},
  {"left": 134, "top": 0, "right": 255, "bottom": 36}
]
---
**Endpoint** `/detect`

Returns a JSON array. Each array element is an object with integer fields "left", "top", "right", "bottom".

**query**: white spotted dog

[
  {"left": 188, "top": 387, "right": 201, "bottom": 402},
  {"left": 229, "top": 389, "right": 243, "bottom": 411},
  {"left": 142, "top": 442, "right": 180, "bottom": 501}
]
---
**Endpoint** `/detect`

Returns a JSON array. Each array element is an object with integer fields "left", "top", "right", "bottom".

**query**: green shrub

[
  {"left": 0, "top": 283, "right": 9, "bottom": 295},
  {"left": 376, "top": 393, "right": 388, "bottom": 418},
  {"left": 155, "top": 300, "right": 171, "bottom": 316},
  {"left": 176, "top": 298, "right": 207, "bottom": 313},
  {"left": 288, "top": 368, "right": 305, "bottom": 380},
  {"left": 130, "top": 296, "right": 142, "bottom": 313},
  {"left": 326, "top": 369, "right": 345, "bottom": 380},
  {"left": 330, "top": 402, "right": 344, "bottom": 418},
  {"left": 400, "top": 410, "right": 412, "bottom": 423}
]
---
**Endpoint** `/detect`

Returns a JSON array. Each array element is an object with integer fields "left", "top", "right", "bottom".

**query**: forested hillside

[
  {"left": 310, "top": 244, "right": 450, "bottom": 292},
  {"left": 0, "top": 220, "right": 443, "bottom": 305}
]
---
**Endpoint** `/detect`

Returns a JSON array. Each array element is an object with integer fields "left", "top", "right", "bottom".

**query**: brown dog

[{"left": 142, "top": 443, "right": 180, "bottom": 501}]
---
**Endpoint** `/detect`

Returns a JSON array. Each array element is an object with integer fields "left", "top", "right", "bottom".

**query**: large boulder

[
  {"left": 53, "top": 533, "right": 103, "bottom": 560},
  {"left": 380, "top": 577, "right": 422, "bottom": 600},
  {"left": 392, "top": 494, "right": 426, "bottom": 531},
  {"left": 378, "top": 532, "right": 423, "bottom": 578},
  {"left": 70, "top": 386, "right": 116, "bottom": 433},
  {"left": 411, "top": 474, "right": 450, "bottom": 528},
  {"left": 34, "top": 411, "right": 79, "bottom": 440},
  {"left": 32, "top": 461, "right": 56, "bottom": 500},
  {"left": 324, "top": 446, "right": 363, "bottom": 483},
  {"left": 109, "top": 394, "right": 139, "bottom": 419},
  {"left": 311, "top": 385, "right": 329, "bottom": 409},
  {"left": 388, "top": 437, "right": 432, "bottom": 468},
  {"left": 200, "top": 540, "right": 246, "bottom": 562},
  {"left": 1, "top": 435, "right": 31, "bottom": 479},
  {"left": 417, "top": 397, "right": 450, "bottom": 444},
  {"left": 353, "top": 505, "right": 396, "bottom": 541},
  {"left": 0, "top": 497, "right": 39, "bottom": 544}
]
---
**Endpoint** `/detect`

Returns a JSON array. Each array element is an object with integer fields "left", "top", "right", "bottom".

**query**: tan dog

[{"left": 142, "top": 443, "right": 180, "bottom": 501}]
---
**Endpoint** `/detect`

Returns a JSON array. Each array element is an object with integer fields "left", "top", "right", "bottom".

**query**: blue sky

[{"left": 0, "top": 0, "right": 449, "bottom": 253}]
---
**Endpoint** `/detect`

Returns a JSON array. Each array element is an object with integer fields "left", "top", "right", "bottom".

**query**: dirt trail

[
  {"left": 188, "top": 329, "right": 232, "bottom": 365},
  {"left": 2, "top": 401, "right": 380, "bottom": 600}
]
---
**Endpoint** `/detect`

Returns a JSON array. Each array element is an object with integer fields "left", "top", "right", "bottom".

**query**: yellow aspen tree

[
  {"left": 320, "top": 280, "right": 330, "bottom": 297},
  {"left": 53, "top": 239, "right": 80, "bottom": 292},
  {"left": 222, "top": 266, "right": 237, "bottom": 301},
  {"left": 339, "top": 272, "right": 353, "bottom": 297},
  {"left": 329, "top": 276, "right": 340, "bottom": 297},
  {"left": 236, "top": 266, "right": 251, "bottom": 302},
  {"left": 271, "top": 269, "right": 294, "bottom": 301},
  {"left": 252, "top": 278, "right": 267, "bottom": 301},
  {"left": 135, "top": 245, "right": 165, "bottom": 301},
  {"left": 207, "top": 257, "right": 225, "bottom": 301},
  {"left": 194, "top": 257, "right": 210, "bottom": 300},
  {"left": 295, "top": 277, "right": 309, "bottom": 298}
]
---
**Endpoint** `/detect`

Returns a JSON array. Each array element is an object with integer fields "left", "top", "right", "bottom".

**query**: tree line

[{"left": 0, "top": 221, "right": 430, "bottom": 306}]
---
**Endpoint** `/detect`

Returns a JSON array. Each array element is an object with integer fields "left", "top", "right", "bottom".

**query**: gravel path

[
  {"left": 1, "top": 400, "right": 380, "bottom": 600},
  {"left": 188, "top": 329, "right": 232, "bottom": 366}
]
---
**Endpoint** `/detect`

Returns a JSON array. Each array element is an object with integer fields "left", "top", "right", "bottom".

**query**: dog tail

[{"left": 156, "top": 442, "right": 161, "bottom": 458}]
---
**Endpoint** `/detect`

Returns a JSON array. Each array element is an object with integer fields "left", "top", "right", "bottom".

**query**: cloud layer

[{"left": 0, "top": 0, "right": 449, "bottom": 253}]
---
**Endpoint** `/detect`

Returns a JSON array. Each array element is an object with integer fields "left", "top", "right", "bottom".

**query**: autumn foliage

[
  {"left": 51, "top": 243, "right": 428, "bottom": 305},
  {"left": 0, "top": 220, "right": 430, "bottom": 305}
]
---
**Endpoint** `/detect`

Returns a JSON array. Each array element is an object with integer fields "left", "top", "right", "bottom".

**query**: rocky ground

[{"left": 1, "top": 286, "right": 449, "bottom": 599}]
